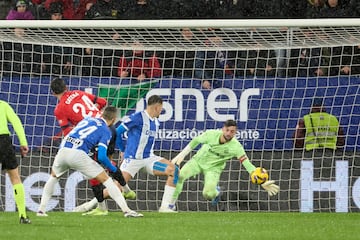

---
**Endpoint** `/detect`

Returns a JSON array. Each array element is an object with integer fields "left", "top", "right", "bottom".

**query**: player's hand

[
  {"left": 261, "top": 180, "right": 280, "bottom": 197},
  {"left": 171, "top": 155, "right": 183, "bottom": 166},
  {"left": 20, "top": 146, "right": 29, "bottom": 157}
]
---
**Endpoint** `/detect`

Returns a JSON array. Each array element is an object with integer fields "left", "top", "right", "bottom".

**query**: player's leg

[
  {"left": 148, "top": 157, "right": 179, "bottom": 212},
  {"left": 0, "top": 135, "right": 30, "bottom": 223},
  {"left": 73, "top": 197, "right": 98, "bottom": 213},
  {"left": 37, "top": 169, "right": 62, "bottom": 216},
  {"left": 119, "top": 157, "right": 145, "bottom": 199},
  {"left": 203, "top": 170, "right": 222, "bottom": 205},
  {"left": 78, "top": 155, "right": 142, "bottom": 217},
  {"left": 108, "top": 159, "right": 136, "bottom": 199},
  {"left": 74, "top": 179, "right": 105, "bottom": 213},
  {"left": 81, "top": 180, "right": 108, "bottom": 215},
  {"left": 95, "top": 171, "right": 142, "bottom": 217},
  {"left": 169, "top": 159, "right": 202, "bottom": 208},
  {"left": 38, "top": 148, "right": 73, "bottom": 216},
  {"left": 7, "top": 168, "right": 30, "bottom": 223}
]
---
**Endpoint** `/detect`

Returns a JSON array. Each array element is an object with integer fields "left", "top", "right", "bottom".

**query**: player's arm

[
  {"left": 84, "top": 92, "right": 107, "bottom": 110},
  {"left": 97, "top": 143, "right": 118, "bottom": 172},
  {"left": 6, "top": 103, "right": 28, "bottom": 156},
  {"left": 115, "top": 124, "right": 127, "bottom": 152},
  {"left": 238, "top": 154, "right": 280, "bottom": 197},
  {"left": 293, "top": 119, "right": 305, "bottom": 148},
  {"left": 171, "top": 135, "right": 203, "bottom": 166}
]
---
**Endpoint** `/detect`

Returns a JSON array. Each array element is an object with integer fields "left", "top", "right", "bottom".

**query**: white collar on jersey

[{"left": 144, "top": 110, "right": 155, "bottom": 121}]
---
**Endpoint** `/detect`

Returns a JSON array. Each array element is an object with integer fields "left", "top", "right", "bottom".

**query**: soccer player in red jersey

[
  {"left": 50, "top": 77, "right": 107, "bottom": 137},
  {"left": 50, "top": 78, "right": 135, "bottom": 213}
]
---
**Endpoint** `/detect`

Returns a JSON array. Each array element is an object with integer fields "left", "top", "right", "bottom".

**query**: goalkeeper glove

[
  {"left": 109, "top": 167, "right": 127, "bottom": 186},
  {"left": 261, "top": 180, "right": 280, "bottom": 197}
]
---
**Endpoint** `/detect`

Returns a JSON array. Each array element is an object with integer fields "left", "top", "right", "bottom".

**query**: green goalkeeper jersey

[{"left": 190, "top": 129, "right": 246, "bottom": 170}]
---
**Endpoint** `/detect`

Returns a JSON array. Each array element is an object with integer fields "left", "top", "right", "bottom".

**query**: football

[{"left": 251, "top": 167, "right": 269, "bottom": 185}]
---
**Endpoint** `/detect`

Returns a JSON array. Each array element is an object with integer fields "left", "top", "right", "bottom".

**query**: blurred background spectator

[
  {"left": 6, "top": 0, "right": 34, "bottom": 20},
  {"left": 118, "top": 41, "right": 162, "bottom": 82},
  {"left": 163, "top": 28, "right": 196, "bottom": 79},
  {"left": 119, "top": 0, "right": 157, "bottom": 20},
  {"left": 194, "top": 29, "right": 236, "bottom": 89},
  {"left": 84, "top": 0, "right": 120, "bottom": 19},
  {"left": 0, "top": 0, "right": 356, "bottom": 20}
]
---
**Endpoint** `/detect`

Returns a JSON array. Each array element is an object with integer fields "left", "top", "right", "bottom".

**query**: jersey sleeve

[
  {"left": 84, "top": 92, "right": 107, "bottom": 110},
  {"left": 121, "top": 112, "right": 140, "bottom": 130},
  {"left": 5, "top": 102, "right": 28, "bottom": 146},
  {"left": 189, "top": 130, "right": 211, "bottom": 149}
]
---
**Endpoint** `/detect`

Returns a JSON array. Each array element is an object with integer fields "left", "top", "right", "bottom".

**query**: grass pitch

[{"left": 1, "top": 211, "right": 358, "bottom": 240}]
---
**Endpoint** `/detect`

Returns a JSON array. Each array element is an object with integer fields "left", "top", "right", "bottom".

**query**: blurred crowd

[
  {"left": 2, "top": 0, "right": 360, "bottom": 20},
  {"left": 1, "top": 0, "right": 360, "bottom": 89}
]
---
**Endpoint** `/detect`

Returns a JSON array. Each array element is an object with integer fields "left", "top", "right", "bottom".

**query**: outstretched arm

[
  {"left": 171, "top": 138, "right": 200, "bottom": 166},
  {"left": 239, "top": 155, "right": 280, "bottom": 197}
]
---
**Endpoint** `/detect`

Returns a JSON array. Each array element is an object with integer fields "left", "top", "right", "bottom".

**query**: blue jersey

[
  {"left": 121, "top": 111, "right": 159, "bottom": 159},
  {"left": 60, "top": 117, "right": 111, "bottom": 154}
]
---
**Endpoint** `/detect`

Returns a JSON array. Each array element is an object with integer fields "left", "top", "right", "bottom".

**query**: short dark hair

[
  {"left": 147, "top": 95, "right": 163, "bottom": 106},
  {"left": 102, "top": 106, "right": 117, "bottom": 121},
  {"left": 224, "top": 119, "right": 237, "bottom": 127},
  {"left": 50, "top": 77, "right": 67, "bottom": 94},
  {"left": 312, "top": 98, "right": 323, "bottom": 107}
]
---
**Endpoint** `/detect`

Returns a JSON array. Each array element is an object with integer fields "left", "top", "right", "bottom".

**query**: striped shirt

[{"left": 121, "top": 110, "right": 159, "bottom": 159}]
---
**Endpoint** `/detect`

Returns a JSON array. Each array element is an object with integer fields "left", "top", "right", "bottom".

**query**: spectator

[
  {"left": 48, "top": 1, "right": 63, "bottom": 19},
  {"left": 243, "top": 46, "right": 277, "bottom": 78},
  {"left": 288, "top": 31, "right": 324, "bottom": 77},
  {"left": 6, "top": 0, "right": 35, "bottom": 20},
  {"left": 33, "top": 43, "right": 73, "bottom": 76},
  {"left": 118, "top": 41, "right": 162, "bottom": 82},
  {"left": 317, "top": 0, "right": 348, "bottom": 18},
  {"left": 163, "top": 28, "right": 197, "bottom": 78},
  {"left": 41, "top": 0, "right": 94, "bottom": 19},
  {"left": 84, "top": 0, "right": 120, "bottom": 19},
  {"left": 306, "top": 0, "right": 326, "bottom": 18},
  {"left": 119, "top": 0, "right": 158, "bottom": 20},
  {"left": 293, "top": 98, "right": 345, "bottom": 151},
  {"left": 320, "top": 45, "right": 356, "bottom": 76},
  {"left": 194, "top": 31, "right": 236, "bottom": 89}
]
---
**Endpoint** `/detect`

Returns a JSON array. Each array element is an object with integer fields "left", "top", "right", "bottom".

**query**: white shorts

[
  {"left": 120, "top": 155, "right": 163, "bottom": 177},
  {"left": 52, "top": 148, "right": 104, "bottom": 179}
]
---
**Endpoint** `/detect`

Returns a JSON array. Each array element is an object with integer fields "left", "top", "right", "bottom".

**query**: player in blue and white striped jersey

[
  {"left": 37, "top": 106, "right": 142, "bottom": 218},
  {"left": 116, "top": 95, "right": 179, "bottom": 213}
]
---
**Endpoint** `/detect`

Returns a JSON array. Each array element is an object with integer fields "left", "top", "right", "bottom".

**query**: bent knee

[{"left": 202, "top": 188, "right": 217, "bottom": 200}]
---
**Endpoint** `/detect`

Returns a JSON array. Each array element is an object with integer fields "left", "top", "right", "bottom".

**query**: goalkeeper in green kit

[{"left": 168, "top": 119, "right": 279, "bottom": 211}]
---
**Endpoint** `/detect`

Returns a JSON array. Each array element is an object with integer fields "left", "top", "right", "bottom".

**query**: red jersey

[
  {"left": 54, "top": 90, "right": 107, "bottom": 136},
  {"left": 117, "top": 53, "right": 162, "bottom": 78}
]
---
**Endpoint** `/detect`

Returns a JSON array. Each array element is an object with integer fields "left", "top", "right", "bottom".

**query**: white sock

[
  {"left": 38, "top": 176, "right": 58, "bottom": 213},
  {"left": 160, "top": 185, "right": 176, "bottom": 208},
  {"left": 98, "top": 201, "right": 107, "bottom": 211},
  {"left": 85, "top": 198, "right": 98, "bottom": 211},
  {"left": 103, "top": 178, "right": 131, "bottom": 213},
  {"left": 122, "top": 184, "right": 131, "bottom": 193}
]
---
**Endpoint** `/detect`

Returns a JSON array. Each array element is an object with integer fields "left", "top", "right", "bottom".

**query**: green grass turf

[{"left": 1, "top": 211, "right": 358, "bottom": 240}]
